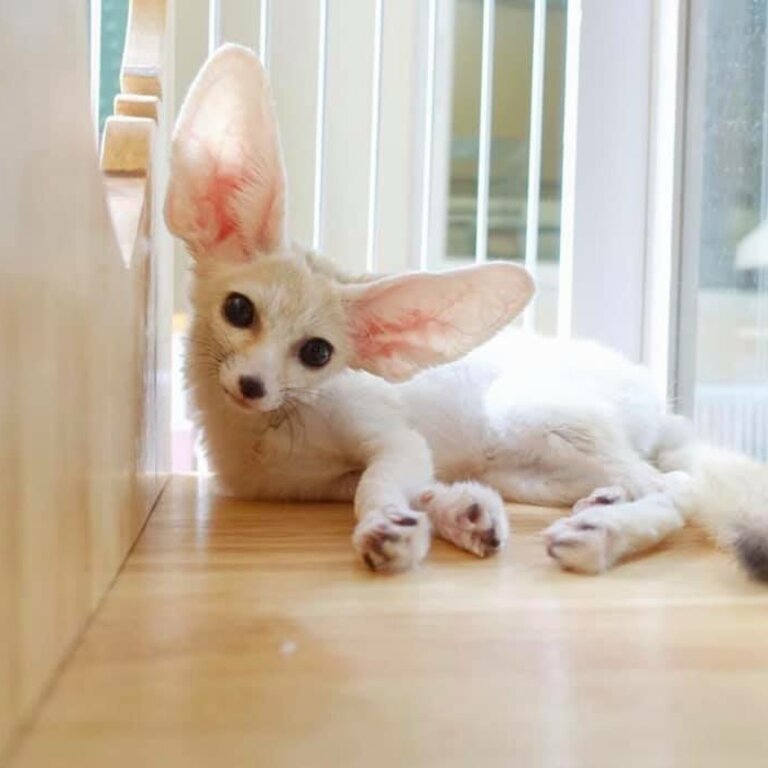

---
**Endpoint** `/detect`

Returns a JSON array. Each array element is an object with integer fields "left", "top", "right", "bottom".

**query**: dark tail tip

[{"left": 733, "top": 524, "right": 768, "bottom": 583}]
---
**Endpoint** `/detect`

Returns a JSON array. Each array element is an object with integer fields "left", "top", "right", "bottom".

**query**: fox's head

[{"left": 165, "top": 45, "right": 534, "bottom": 414}]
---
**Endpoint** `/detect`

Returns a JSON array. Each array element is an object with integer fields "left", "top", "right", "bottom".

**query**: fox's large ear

[
  {"left": 164, "top": 44, "right": 286, "bottom": 261},
  {"left": 342, "top": 262, "right": 534, "bottom": 380}
]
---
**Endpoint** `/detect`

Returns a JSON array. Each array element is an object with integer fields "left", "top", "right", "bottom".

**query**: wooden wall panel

[{"left": 0, "top": 0, "right": 171, "bottom": 758}]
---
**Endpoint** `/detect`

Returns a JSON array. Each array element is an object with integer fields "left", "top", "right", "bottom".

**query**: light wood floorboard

[{"left": 10, "top": 475, "right": 768, "bottom": 767}]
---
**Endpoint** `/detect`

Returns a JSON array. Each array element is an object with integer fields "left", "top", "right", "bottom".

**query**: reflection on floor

[{"left": 10, "top": 475, "right": 768, "bottom": 768}]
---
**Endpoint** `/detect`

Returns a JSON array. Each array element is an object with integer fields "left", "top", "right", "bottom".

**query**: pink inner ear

[
  {"left": 201, "top": 171, "right": 244, "bottom": 246},
  {"left": 253, "top": 173, "right": 282, "bottom": 253},
  {"left": 352, "top": 307, "right": 456, "bottom": 365},
  {"left": 344, "top": 264, "right": 533, "bottom": 379},
  {"left": 193, "top": 148, "right": 282, "bottom": 255}
]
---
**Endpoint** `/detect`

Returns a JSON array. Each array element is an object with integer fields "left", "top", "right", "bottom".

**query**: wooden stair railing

[{"left": 0, "top": 0, "right": 173, "bottom": 760}]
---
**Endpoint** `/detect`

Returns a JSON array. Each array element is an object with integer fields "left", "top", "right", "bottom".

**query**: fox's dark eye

[
  {"left": 223, "top": 293, "right": 255, "bottom": 328},
  {"left": 299, "top": 337, "right": 334, "bottom": 368}
]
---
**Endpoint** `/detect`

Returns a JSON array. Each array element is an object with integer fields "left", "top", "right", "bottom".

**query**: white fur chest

[{"left": 193, "top": 388, "right": 354, "bottom": 499}]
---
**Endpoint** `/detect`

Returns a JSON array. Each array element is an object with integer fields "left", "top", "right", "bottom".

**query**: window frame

[{"left": 558, "top": 0, "right": 689, "bottom": 394}]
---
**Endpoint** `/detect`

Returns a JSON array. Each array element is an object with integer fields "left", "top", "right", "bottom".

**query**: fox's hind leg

[
  {"left": 543, "top": 471, "right": 691, "bottom": 574},
  {"left": 481, "top": 450, "right": 664, "bottom": 509},
  {"left": 474, "top": 401, "right": 692, "bottom": 573},
  {"left": 480, "top": 401, "right": 667, "bottom": 508}
]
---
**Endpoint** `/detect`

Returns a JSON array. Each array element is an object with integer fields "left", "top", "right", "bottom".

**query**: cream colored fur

[{"left": 168, "top": 45, "right": 768, "bottom": 579}]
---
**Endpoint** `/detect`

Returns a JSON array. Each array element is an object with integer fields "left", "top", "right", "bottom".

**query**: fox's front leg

[
  {"left": 351, "top": 429, "right": 434, "bottom": 573},
  {"left": 413, "top": 481, "right": 509, "bottom": 558}
]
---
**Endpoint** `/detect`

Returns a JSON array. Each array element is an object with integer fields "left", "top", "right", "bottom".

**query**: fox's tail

[{"left": 658, "top": 427, "right": 768, "bottom": 582}]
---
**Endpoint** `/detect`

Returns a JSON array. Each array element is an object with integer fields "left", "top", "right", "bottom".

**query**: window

[
  {"left": 88, "top": 0, "right": 130, "bottom": 138},
  {"left": 443, "top": 0, "right": 567, "bottom": 334},
  {"left": 680, "top": 0, "right": 768, "bottom": 458}
]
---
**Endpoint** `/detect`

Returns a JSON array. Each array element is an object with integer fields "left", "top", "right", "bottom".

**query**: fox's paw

[
  {"left": 572, "top": 486, "right": 628, "bottom": 514},
  {"left": 543, "top": 510, "right": 619, "bottom": 574},
  {"left": 353, "top": 507, "right": 431, "bottom": 573},
  {"left": 416, "top": 481, "right": 509, "bottom": 558}
]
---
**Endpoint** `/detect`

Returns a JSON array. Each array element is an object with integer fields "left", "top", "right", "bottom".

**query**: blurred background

[{"left": 88, "top": 0, "right": 768, "bottom": 465}]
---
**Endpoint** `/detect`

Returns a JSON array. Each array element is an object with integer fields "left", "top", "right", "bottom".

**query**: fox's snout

[
  {"left": 217, "top": 342, "right": 285, "bottom": 412},
  {"left": 238, "top": 375, "right": 265, "bottom": 400}
]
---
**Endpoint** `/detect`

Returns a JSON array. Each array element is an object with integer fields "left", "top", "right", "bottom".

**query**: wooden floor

[{"left": 9, "top": 476, "right": 768, "bottom": 767}]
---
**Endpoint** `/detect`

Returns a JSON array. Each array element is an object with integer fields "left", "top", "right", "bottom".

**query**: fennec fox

[{"left": 167, "top": 45, "right": 768, "bottom": 579}]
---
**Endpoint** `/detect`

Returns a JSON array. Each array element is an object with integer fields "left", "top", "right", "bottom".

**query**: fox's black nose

[{"left": 239, "top": 375, "right": 265, "bottom": 400}]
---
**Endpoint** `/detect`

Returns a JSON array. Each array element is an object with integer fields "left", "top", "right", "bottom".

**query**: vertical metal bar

[
  {"left": 208, "top": 0, "right": 221, "bottom": 55},
  {"left": 557, "top": 0, "right": 582, "bottom": 339},
  {"left": 523, "top": 0, "right": 548, "bottom": 330},
  {"left": 259, "top": 0, "right": 272, "bottom": 69},
  {"left": 757, "top": 9, "right": 768, "bottom": 389},
  {"left": 312, "top": 0, "right": 329, "bottom": 252},
  {"left": 677, "top": 0, "right": 706, "bottom": 416},
  {"left": 475, "top": 0, "right": 496, "bottom": 264},
  {"left": 90, "top": 0, "right": 102, "bottom": 141},
  {"left": 760, "top": 0, "right": 768, "bottom": 221},
  {"left": 365, "top": 0, "right": 385, "bottom": 272},
  {"left": 643, "top": 0, "right": 688, "bottom": 397},
  {"left": 419, "top": 0, "right": 438, "bottom": 271}
]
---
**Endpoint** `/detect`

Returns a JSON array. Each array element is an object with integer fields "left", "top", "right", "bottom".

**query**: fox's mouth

[
  {"left": 221, "top": 385, "right": 282, "bottom": 414},
  {"left": 222, "top": 387, "right": 253, "bottom": 410}
]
